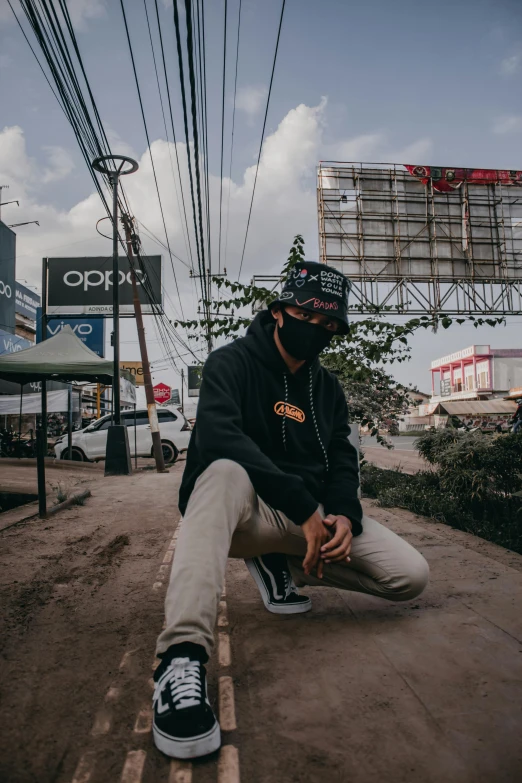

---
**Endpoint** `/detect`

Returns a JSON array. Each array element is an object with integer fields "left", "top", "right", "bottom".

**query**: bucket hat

[{"left": 270, "top": 261, "right": 351, "bottom": 334}]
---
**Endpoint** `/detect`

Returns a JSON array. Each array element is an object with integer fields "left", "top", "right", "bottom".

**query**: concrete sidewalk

[{"left": 226, "top": 500, "right": 522, "bottom": 782}]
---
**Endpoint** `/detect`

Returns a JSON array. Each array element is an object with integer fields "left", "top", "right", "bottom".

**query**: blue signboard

[
  {"left": 15, "top": 282, "right": 41, "bottom": 319},
  {"left": 0, "top": 327, "right": 32, "bottom": 355},
  {"left": 36, "top": 309, "right": 105, "bottom": 356}
]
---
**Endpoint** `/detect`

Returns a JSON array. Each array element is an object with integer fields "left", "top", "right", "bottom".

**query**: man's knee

[
  {"left": 203, "top": 458, "right": 248, "bottom": 480},
  {"left": 384, "top": 553, "right": 430, "bottom": 602},
  {"left": 198, "top": 459, "right": 251, "bottom": 495}
]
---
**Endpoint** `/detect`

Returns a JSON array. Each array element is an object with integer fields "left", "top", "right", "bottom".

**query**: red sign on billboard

[{"left": 153, "top": 382, "right": 171, "bottom": 404}]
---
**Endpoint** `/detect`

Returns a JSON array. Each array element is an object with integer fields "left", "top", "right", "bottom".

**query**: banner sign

[
  {"left": 169, "top": 388, "right": 180, "bottom": 405},
  {"left": 15, "top": 282, "right": 41, "bottom": 320},
  {"left": 36, "top": 309, "right": 105, "bottom": 357},
  {"left": 188, "top": 365, "right": 203, "bottom": 398},
  {"left": 121, "top": 376, "right": 136, "bottom": 405},
  {"left": 45, "top": 255, "right": 162, "bottom": 315},
  {"left": 0, "top": 327, "right": 31, "bottom": 355},
  {"left": 0, "top": 222, "right": 16, "bottom": 334},
  {"left": 120, "top": 360, "right": 144, "bottom": 385},
  {"left": 153, "top": 382, "right": 171, "bottom": 404},
  {"left": 405, "top": 164, "right": 522, "bottom": 194}
]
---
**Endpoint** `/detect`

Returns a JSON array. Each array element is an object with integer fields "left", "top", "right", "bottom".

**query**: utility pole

[
  {"left": 92, "top": 155, "right": 138, "bottom": 475},
  {"left": 181, "top": 368, "right": 184, "bottom": 414},
  {"left": 0, "top": 185, "right": 8, "bottom": 222},
  {"left": 122, "top": 214, "right": 166, "bottom": 473},
  {"left": 189, "top": 268, "right": 227, "bottom": 354}
]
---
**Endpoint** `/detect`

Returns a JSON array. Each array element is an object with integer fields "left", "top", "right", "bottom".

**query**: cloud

[
  {"left": 0, "top": 1, "right": 13, "bottom": 24},
  {"left": 41, "top": 146, "right": 75, "bottom": 183},
  {"left": 236, "top": 86, "right": 268, "bottom": 122},
  {"left": 104, "top": 124, "right": 139, "bottom": 161},
  {"left": 500, "top": 52, "right": 521, "bottom": 75},
  {"left": 1, "top": 104, "right": 437, "bottom": 385},
  {"left": 66, "top": 0, "right": 106, "bottom": 31},
  {"left": 0, "top": 53, "right": 13, "bottom": 69},
  {"left": 0, "top": 126, "right": 75, "bottom": 192},
  {"left": 325, "top": 132, "right": 434, "bottom": 166},
  {"left": 492, "top": 115, "right": 522, "bottom": 134}
]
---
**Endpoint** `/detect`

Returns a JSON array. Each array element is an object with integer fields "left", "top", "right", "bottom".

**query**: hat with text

[{"left": 270, "top": 261, "right": 351, "bottom": 334}]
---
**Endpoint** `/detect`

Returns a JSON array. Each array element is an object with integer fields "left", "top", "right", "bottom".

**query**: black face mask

[{"left": 277, "top": 308, "right": 334, "bottom": 361}]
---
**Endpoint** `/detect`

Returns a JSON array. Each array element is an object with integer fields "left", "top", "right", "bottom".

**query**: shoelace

[
  {"left": 161, "top": 657, "right": 203, "bottom": 710},
  {"left": 283, "top": 568, "right": 298, "bottom": 599}
]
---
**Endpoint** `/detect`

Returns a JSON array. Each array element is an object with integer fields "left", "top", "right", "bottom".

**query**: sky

[{"left": 0, "top": 0, "right": 521, "bottom": 396}]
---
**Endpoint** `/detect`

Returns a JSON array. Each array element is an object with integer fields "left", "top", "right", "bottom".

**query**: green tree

[{"left": 174, "top": 236, "right": 503, "bottom": 446}]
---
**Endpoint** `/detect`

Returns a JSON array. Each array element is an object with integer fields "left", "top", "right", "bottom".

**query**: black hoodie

[{"left": 179, "top": 310, "right": 363, "bottom": 535}]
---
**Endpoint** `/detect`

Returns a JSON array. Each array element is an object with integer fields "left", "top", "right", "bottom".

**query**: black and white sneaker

[
  {"left": 152, "top": 653, "right": 221, "bottom": 759},
  {"left": 245, "top": 553, "right": 312, "bottom": 615}
]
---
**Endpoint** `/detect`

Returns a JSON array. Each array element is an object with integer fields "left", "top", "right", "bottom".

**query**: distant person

[
  {"left": 151, "top": 263, "right": 429, "bottom": 760},
  {"left": 512, "top": 399, "right": 522, "bottom": 434}
]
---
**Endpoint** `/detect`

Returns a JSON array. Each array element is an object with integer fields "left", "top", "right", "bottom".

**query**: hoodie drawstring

[
  {"left": 282, "top": 374, "right": 289, "bottom": 451},
  {"left": 281, "top": 368, "right": 329, "bottom": 473},
  {"left": 308, "top": 366, "right": 329, "bottom": 473}
]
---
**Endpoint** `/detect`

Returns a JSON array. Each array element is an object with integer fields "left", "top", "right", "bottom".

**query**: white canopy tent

[{"left": 0, "top": 389, "right": 80, "bottom": 415}]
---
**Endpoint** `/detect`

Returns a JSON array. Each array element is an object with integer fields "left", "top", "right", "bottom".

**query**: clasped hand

[{"left": 301, "top": 511, "right": 353, "bottom": 579}]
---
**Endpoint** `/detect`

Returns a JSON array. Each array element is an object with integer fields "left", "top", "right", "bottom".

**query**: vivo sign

[
  {"left": 45, "top": 256, "right": 162, "bottom": 315},
  {"left": 36, "top": 308, "right": 105, "bottom": 356}
]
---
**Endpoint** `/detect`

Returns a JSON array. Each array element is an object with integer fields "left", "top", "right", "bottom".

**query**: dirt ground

[{"left": 1, "top": 460, "right": 521, "bottom": 783}]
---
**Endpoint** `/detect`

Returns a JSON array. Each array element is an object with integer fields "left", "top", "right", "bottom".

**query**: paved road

[
  {"left": 1, "top": 463, "right": 521, "bottom": 782},
  {"left": 361, "top": 435, "right": 420, "bottom": 451},
  {"left": 361, "top": 436, "right": 430, "bottom": 474}
]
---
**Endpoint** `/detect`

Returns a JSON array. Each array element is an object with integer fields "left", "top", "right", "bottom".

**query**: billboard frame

[{"left": 317, "top": 161, "right": 522, "bottom": 315}]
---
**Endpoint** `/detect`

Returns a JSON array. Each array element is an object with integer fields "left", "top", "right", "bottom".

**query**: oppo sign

[
  {"left": 45, "top": 256, "right": 162, "bottom": 315},
  {"left": 63, "top": 268, "right": 148, "bottom": 292}
]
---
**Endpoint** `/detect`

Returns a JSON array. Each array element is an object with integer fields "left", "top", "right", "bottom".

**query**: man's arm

[
  {"left": 323, "top": 380, "right": 363, "bottom": 536},
  {"left": 194, "top": 349, "right": 319, "bottom": 525}
]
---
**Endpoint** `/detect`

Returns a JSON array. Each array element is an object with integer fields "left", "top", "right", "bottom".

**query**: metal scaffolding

[{"left": 316, "top": 162, "right": 522, "bottom": 315}]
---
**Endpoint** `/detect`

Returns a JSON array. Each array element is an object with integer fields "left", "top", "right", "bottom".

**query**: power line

[
  {"left": 119, "top": 0, "right": 185, "bottom": 318},
  {"left": 143, "top": 0, "right": 194, "bottom": 273},
  {"left": 237, "top": 0, "right": 286, "bottom": 279},
  {"left": 152, "top": 0, "right": 196, "bottom": 274},
  {"left": 223, "top": 0, "right": 242, "bottom": 272},
  {"left": 217, "top": 0, "right": 228, "bottom": 274},
  {"left": 172, "top": 0, "right": 207, "bottom": 306},
  {"left": 197, "top": 0, "right": 212, "bottom": 291},
  {"left": 183, "top": 0, "right": 208, "bottom": 302}
]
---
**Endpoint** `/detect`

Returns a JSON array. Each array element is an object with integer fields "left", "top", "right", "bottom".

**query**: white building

[{"left": 429, "top": 345, "right": 522, "bottom": 403}]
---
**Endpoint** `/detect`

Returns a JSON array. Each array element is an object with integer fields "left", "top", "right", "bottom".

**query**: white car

[{"left": 54, "top": 406, "right": 192, "bottom": 464}]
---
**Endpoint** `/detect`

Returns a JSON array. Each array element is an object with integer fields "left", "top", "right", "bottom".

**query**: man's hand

[
  {"left": 301, "top": 509, "right": 330, "bottom": 578},
  {"left": 321, "top": 515, "right": 353, "bottom": 564}
]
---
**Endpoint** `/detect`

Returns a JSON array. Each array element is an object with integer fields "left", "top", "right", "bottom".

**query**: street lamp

[{"left": 92, "top": 155, "right": 138, "bottom": 475}]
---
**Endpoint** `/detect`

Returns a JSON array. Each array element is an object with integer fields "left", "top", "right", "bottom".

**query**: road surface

[{"left": 361, "top": 435, "right": 430, "bottom": 474}]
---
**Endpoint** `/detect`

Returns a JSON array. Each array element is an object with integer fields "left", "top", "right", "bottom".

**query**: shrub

[{"left": 361, "top": 431, "right": 522, "bottom": 554}]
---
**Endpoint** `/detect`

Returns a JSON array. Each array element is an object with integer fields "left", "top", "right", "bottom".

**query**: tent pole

[
  {"left": 40, "top": 257, "right": 48, "bottom": 511},
  {"left": 18, "top": 384, "right": 23, "bottom": 458},
  {"left": 134, "top": 403, "right": 137, "bottom": 470},
  {"left": 36, "top": 427, "right": 46, "bottom": 517},
  {"left": 67, "top": 384, "right": 73, "bottom": 460}
]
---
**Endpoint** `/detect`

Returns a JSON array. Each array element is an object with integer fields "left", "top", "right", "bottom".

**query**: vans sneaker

[
  {"left": 153, "top": 652, "right": 221, "bottom": 759},
  {"left": 245, "top": 553, "right": 312, "bottom": 615}
]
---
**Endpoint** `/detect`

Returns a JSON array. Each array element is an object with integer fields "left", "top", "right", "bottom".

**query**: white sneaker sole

[
  {"left": 245, "top": 559, "right": 312, "bottom": 615},
  {"left": 153, "top": 720, "right": 221, "bottom": 759}
]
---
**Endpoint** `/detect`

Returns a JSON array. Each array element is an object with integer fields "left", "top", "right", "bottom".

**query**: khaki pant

[{"left": 157, "top": 460, "right": 429, "bottom": 658}]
